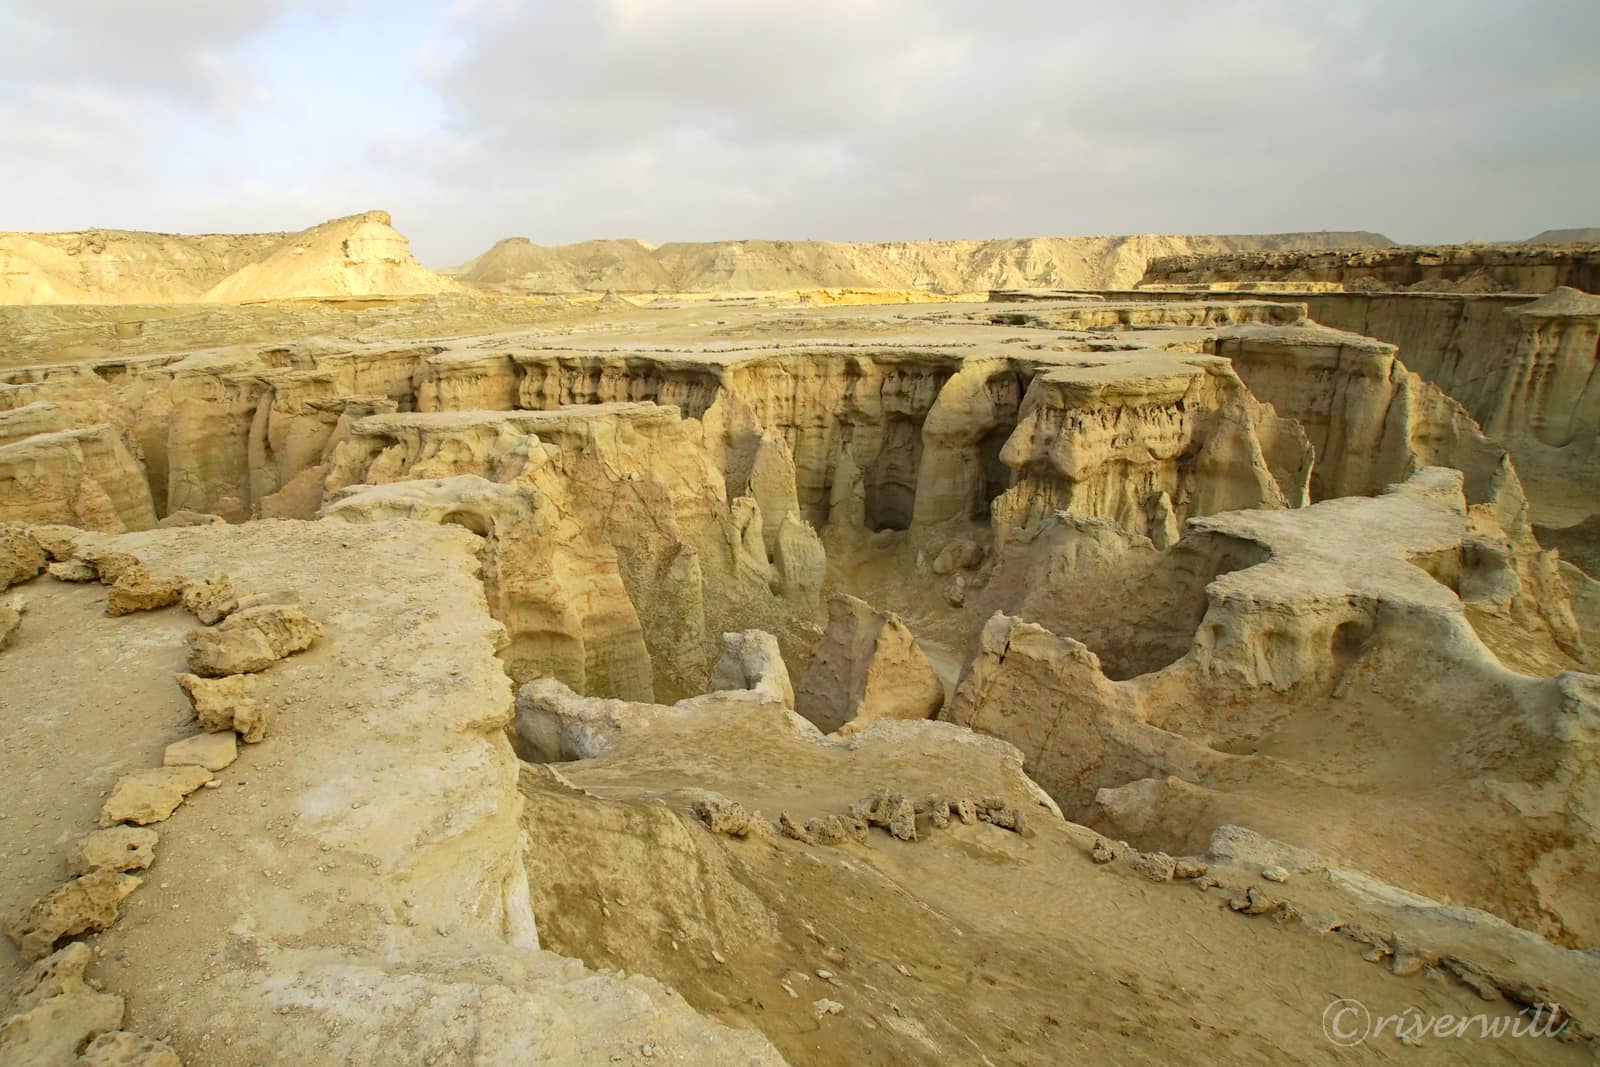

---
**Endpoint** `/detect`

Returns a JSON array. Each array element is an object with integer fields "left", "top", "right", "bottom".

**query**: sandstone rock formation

[
  {"left": 795, "top": 593, "right": 944, "bottom": 733},
  {"left": 6, "top": 225, "right": 1600, "bottom": 1064},
  {"left": 1143, "top": 242, "right": 1600, "bottom": 294},
  {"left": 0, "top": 211, "right": 462, "bottom": 305},
  {"left": 950, "top": 468, "right": 1596, "bottom": 943},
  {"left": 449, "top": 231, "right": 1392, "bottom": 294}
]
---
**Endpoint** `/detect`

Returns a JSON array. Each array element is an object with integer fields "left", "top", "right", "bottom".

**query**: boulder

[
  {"left": 180, "top": 571, "right": 237, "bottom": 625},
  {"left": 0, "top": 523, "right": 46, "bottom": 591},
  {"left": 98, "top": 765, "right": 212, "bottom": 827},
  {"left": 175, "top": 673, "right": 268, "bottom": 741},
  {"left": 106, "top": 566, "right": 185, "bottom": 616},
  {"left": 795, "top": 594, "right": 945, "bottom": 734},
  {"left": 67, "top": 827, "right": 159, "bottom": 876},
  {"left": 162, "top": 731, "right": 238, "bottom": 771},
  {"left": 2, "top": 870, "right": 142, "bottom": 960},
  {"left": 185, "top": 604, "right": 320, "bottom": 676}
]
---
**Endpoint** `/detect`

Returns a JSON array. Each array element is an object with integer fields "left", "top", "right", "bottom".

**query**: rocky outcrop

[
  {"left": 0, "top": 211, "right": 463, "bottom": 305},
  {"left": 992, "top": 350, "right": 1311, "bottom": 544},
  {"left": 1142, "top": 243, "right": 1600, "bottom": 294},
  {"left": 0, "top": 425, "right": 158, "bottom": 531},
  {"left": 949, "top": 468, "right": 1598, "bottom": 942},
  {"left": 318, "top": 404, "right": 810, "bottom": 701},
  {"left": 795, "top": 594, "right": 945, "bottom": 733},
  {"left": 1207, "top": 323, "right": 1516, "bottom": 509},
  {"left": 450, "top": 231, "right": 1391, "bottom": 294}
]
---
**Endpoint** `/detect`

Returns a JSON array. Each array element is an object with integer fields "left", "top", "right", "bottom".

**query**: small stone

[
  {"left": 0, "top": 596, "right": 22, "bottom": 651},
  {"left": 106, "top": 566, "right": 185, "bottom": 617},
  {"left": 0, "top": 524, "right": 47, "bottom": 590},
  {"left": 693, "top": 797, "right": 757, "bottom": 837},
  {"left": 813, "top": 998, "right": 844, "bottom": 1018},
  {"left": 1090, "top": 838, "right": 1117, "bottom": 864},
  {"left": 163, "top": 731, "right": 238, "bottom": 771},
  {"left": 78, "top": 1030, "right": 184, "bottom": 1067},
  {"left": 1, "top": 870, "right": 141, "bottom": 960},
  {"left": 13, "top": 942, "right": 92, "bottom": 1011},
  {"left": 778, "top": 811, "right": 813, "bottom": 843},
  {"left": 67, "top": 827, "right": 159, "bottom": 876},
  {"left": 0, "top": 989, "right": 125, "bottom": 1062},
  {"left": 99, "top": 765, "right": 213, "bottom": 827},
  {"left": 186, "top": 604, "right": 320, "bottom": 676},
  {"left": 1228, "top": 886, "right": 1276, "bottom": 916},
  {"left": 1261, "top": 865, "right": 1289, "bottom": 884},
  {"left": 47, "top": 559, "right": 97, "bottom": 582},
  {"left": 1172, "top": 858, "right": 1209, "bottom": 880},
  {"left": 81, "top": 550, "right": 140, "bottom": 584},
  {"left": 1124, "top": 849, "right": 1176, "bottom": 883},
  {"left": 181, "top": 571, "right": 239, "bottom": 625}
]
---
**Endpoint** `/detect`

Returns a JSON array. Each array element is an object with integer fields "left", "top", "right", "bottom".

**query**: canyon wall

[{"left": 1142, "top": 243, "right": 1600, "bottom": 294}]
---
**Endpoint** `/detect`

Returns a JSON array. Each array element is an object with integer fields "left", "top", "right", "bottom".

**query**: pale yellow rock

[
  {"left": 179, "top": 571, "right": 237, "bottom": 625},
  {"left": 67, "top": 827, "right": 159, "bottom": 876},
  {"left": 162, "top": 731, "right": 238, "bottom": 771},
  {"left": 81, "top": 550, "right": 141, "bottom": 584},
  {"left": 0, "top": 426, "right": 157, "bottom": 532},
  {"left": 98, "top": 766, "right": 212, "bottom": 827},
  {"left": 106, "top": 566, "right": 185, "bottom": 616},
  {"left": 0, "top": 989, "right": 125, "bottom": 1063},
  {"left": 13, "top": 941, "right": 92, "bottom": 1011},
  {"left": 48, "top": 558, "right": 97, "bottom": 581},
  {"left": 2, "top": 869, "right": 142, "bottom": 960},
  {"left": 0, "top": 595, "right": 22, "bottom": 651},
  {"left": 795, "top": 594, "right": 944, "bottom": 734},
  {"left": 77, "top": 1030, "right": 184, "bottom": 1067},
  {"left": 185, "top": 604, "right": 319, "bottom": 676},
  {"left": 709, "top": 630, "right": 794, "bottom": 706},
  {"left": 175, "top": 672, "right": 267, "bottom": 741},
  {"left": 1, "top": 523, "right": 46, "bottom": 590}
]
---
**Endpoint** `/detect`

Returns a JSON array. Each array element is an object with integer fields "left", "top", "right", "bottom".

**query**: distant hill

[
  {"left": 448, "top": 232, "right": 1396, "bottom": 294},
  {"left": 0, "top": 211, "right": 462, "bottom": 305},
  {"left": 1525, "top": 229, "right": 1600, "bottom": 245}
]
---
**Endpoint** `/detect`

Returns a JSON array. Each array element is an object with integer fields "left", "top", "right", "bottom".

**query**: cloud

[
  {"left": 2, "top": 0, "right": 1598, "bottom": 260},
  {"left": 398, "top": 0, "right": 1600, "bottom": 257}
]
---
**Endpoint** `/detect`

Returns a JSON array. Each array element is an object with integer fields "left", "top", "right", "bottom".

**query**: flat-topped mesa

[
  {"left": 991, "top": 351, "right": 1312, "bottom": 546},
  {"left": 949, "top": 467, "right": 1597, "bottom": 943},
  {"left": 1141, "top": 243, "right": 1600, "bottom": 294}
]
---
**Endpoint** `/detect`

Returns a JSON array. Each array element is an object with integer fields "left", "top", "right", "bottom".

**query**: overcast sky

[{"left": 2, "top": 0, "right": 1596, "bottom": 265}]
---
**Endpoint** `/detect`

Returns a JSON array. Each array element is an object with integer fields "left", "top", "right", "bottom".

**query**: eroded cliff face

[
  {"left": 991, "top": 355, "right": 1309, "bottom": 546},
  {"left": 949, "top": 468, "right": 1597, "bottom": 943},
  {"left": 1, "top": 298, "right": 1548, "bottom": 703},
  {"left": 7, "top": 283, "right": 1600, "bottom": 1062},
  {"left": 1142, "top": 243, "right": 1600, "bottom": 294}
]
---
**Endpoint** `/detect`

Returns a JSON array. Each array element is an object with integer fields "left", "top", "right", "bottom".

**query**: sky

[{"left": 2, "top": 0, "right": 1597, "bottom": 266}]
